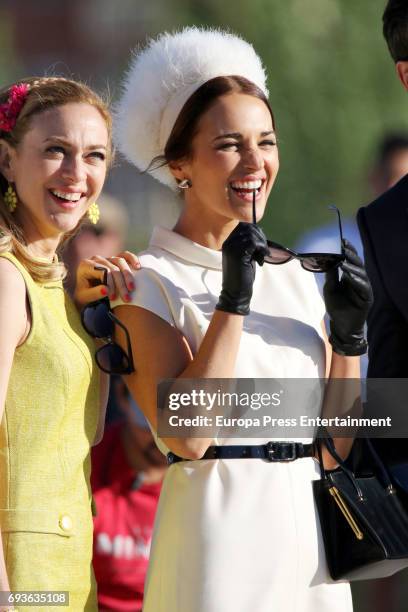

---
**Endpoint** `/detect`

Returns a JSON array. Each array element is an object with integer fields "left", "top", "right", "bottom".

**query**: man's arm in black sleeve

[{"left": 357, "top": 207, "right": 408, "bottom": 378}]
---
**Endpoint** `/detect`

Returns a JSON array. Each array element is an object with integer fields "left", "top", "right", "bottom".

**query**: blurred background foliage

[
  {"left": 1, "top": 1, "right": 408, "bottom": 610},
  {"left": 1, "top": 0, "right": 407, "bottom": 250}
]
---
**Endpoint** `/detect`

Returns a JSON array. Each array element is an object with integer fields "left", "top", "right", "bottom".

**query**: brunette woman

[{"left": 111, "top": 28, "right": 371, "bottom": 612}]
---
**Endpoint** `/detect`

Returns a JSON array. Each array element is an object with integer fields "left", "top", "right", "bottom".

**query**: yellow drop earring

[
  {"left": 4, "top": 184, "right": 17, "bottom": 212},
  {"left": 87, "top": 202, "right": 100, "bottom": 224}
]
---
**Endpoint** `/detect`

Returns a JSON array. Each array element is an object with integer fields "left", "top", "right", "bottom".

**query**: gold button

[{"left": 59, "top": 514, "right": 73, "bottom": 532}]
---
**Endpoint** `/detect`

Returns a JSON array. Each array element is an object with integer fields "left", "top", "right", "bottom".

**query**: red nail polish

[
  {"left": 125, "top": 293, "right": 131, "bottom": 302},
  {"left": 111, "top": 293, "right": 117, "bottom": 301},
  {"left": 100, "top": 287, "right": 108, "bottom": 296},
  {"left": 129, "top": 282, "right": 135, "bottom": 291}
]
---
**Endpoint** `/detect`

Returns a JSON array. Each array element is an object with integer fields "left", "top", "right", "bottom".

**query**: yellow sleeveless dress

[{"left": 0, "top": 253, "right": 100, "bottom": 611}]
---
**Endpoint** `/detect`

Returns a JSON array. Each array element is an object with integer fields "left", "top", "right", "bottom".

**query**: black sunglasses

[
  {"left": 81, "top": 297, "right": 135, "bottom": 374},
  {"left": 252, "top": 192, "right": 345, "bottom": 273}
]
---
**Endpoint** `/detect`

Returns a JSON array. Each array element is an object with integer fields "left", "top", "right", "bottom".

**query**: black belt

[{"left": 167, "top": 441, "right": 315, "bottom": 465}]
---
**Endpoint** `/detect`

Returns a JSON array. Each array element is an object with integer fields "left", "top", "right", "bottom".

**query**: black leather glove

[
  {"left": 323, "top": 239, "right": 373, "bottom": 356},
  {"left": 216, "top": 222, "right": 269, "bottom": 316}
]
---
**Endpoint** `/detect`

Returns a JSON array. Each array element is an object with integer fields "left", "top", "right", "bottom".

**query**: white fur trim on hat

[{"left": 115, "top": 27, "right": 268, "bottom": 191}]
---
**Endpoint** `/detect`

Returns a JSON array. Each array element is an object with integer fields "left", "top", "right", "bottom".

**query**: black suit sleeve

[{"left": 357, "top": 208, "right": 408, "bottom": 378}]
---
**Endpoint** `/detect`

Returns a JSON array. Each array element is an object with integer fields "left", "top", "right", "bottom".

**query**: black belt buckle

[{"left": 266, "top": 441, "right": 298, "bottom": 462}]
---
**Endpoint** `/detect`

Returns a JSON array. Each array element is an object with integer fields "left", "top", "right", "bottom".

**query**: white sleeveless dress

[{"left": 112, "top": 226, "right": 353, "bottom": 612}]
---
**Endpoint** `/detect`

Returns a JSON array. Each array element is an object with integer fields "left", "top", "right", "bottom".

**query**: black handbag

[{"left": 313, "top": 436, "right": 408, "bottom": 581}]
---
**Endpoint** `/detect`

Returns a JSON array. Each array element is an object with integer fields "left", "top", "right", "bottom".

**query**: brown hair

[
  {"left": 0, "top": 76, "right": 113, "bottom": 282},
  {"left": 150, "top": 75, "right": 275, "bottom": 178}
]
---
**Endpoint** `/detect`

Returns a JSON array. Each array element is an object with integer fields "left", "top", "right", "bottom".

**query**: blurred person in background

[
  {"left": 296, "top": 132, "right": 408, "bottom": 262},
  {"left": 0, "top": 76, "right": 138, "bottom": 610},
  {"left": 63, "top": 194, "right": 134, "bottom": 431},
  {"left": 91, "top": 379, "right": 166, "bottom": 612},
  {"left": 63, "top": 191, "right": 131, "bottom": 418},
  {"left": 63, "top": 192, "right": 129, "bottom": 297},
  {"left": 295, "top": 133, "right": 408, "bottom": 380}
]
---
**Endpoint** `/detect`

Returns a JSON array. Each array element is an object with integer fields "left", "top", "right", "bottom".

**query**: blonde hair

[{"left": 0, "top": 76, "right": 113, "bottom": 282}]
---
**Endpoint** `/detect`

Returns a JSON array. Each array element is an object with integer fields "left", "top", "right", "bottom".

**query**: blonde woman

[{"left": 0, "top": 77, "right": 138, "bottom": 610}]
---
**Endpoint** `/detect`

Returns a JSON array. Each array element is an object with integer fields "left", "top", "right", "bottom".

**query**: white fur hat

[{"left": 115, "top": 27, "right": 268, "bottom": 190}]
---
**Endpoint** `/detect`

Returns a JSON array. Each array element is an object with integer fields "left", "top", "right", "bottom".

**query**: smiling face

[
  {"left": 2, "top": 102, "right": 108, "bottom": 243},
  {"left": 172, "top": 92, "right": 279, "bottom": 230}
]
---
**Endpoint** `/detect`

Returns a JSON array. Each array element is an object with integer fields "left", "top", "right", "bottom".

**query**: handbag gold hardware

[{"left": 329, "top": 486, "right": 364, "bottom": 540}]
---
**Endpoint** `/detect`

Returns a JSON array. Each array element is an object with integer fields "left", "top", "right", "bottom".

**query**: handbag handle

[
  {"left": 316, "top": 433, "right": 352, "bottom": 477},
  {"left": 328, "top": 434, "right": 394, "bottom": 489},
  {"left": 362, "top": 437, "right": 394, "bottom": 490},
  {"left": 317, "top": 432, "right": 394, "bottom": 494},
  {"left": 316, "top": 435, "right": 365, "bottom": 499}
]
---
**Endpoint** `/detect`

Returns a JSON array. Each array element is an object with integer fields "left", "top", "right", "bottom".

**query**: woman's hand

[
  {"left": 323, "top": 239, "right": 373, "bottom": 356},
  {"left": 216, "top": 222, "right": 269, "bottom": 316},
  {"left": 73, "top": 251, "right": 141, "bottom": 308}
]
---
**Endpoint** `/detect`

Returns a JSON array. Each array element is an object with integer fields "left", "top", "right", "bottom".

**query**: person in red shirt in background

[{"left": 91, "top": 378, "right": 166, "bottom": 612}]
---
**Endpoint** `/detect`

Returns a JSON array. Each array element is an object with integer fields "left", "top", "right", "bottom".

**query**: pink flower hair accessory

[{"left": 0, "top": 83, "right": 30, "bottom": 133}]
